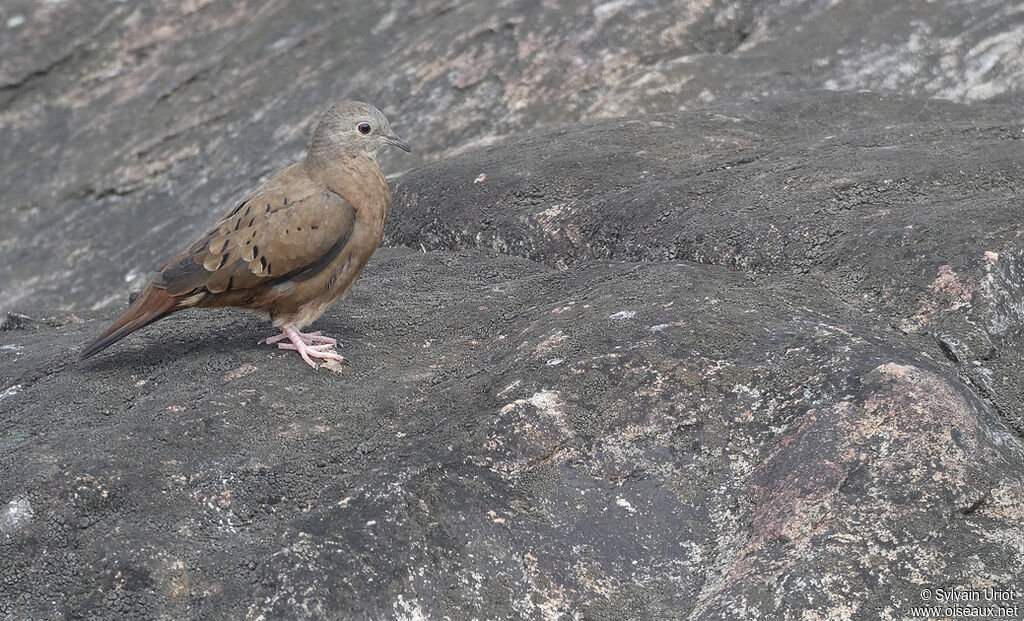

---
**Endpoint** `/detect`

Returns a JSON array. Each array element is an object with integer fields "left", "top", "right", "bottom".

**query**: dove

[{"left": 81, "top": 100, "right": 411, "bottom": 367}]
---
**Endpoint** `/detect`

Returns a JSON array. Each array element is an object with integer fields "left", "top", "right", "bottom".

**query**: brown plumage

[{"left": 81, "top": 100, "right": 411, "bottom": 367}]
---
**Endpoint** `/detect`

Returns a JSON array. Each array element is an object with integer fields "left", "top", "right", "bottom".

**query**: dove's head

[{"left": 309, "top": 100, "right": 411, "bottom": 159}]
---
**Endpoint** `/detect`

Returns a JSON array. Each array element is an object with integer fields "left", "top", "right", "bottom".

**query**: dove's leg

[
  {"left": 265, "top": 324, "right": 346, "bottom": 368},
  {"left": 264, "top": 330, "right": 338, "bottom": 346}
]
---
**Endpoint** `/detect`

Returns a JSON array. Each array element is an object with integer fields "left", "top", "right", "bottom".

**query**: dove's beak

[{"left": 382, "top": 133, "right": 412, "bottom": 153}]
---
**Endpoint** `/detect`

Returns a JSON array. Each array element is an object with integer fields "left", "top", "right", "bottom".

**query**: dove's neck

[{"left": 304, "top": 150, "right": 391, "bottom": 222}]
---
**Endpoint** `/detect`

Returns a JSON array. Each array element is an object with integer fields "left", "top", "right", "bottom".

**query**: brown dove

[{"left": 81, "top": 100, "right": 411, "bottom": 367}]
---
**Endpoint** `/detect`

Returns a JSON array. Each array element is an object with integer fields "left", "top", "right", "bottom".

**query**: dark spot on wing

[{"left": 228, "top": 200, "right": 248, "bottom": 217}]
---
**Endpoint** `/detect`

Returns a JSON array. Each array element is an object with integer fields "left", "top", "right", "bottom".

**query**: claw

[
  {"left": 263, "top": 325, "right": 347, "bottom": 368},
  {"left": 277, "top": 342, "right": 336, "bottom": 352}
]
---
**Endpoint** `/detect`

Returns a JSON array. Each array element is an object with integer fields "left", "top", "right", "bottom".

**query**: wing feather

[{"left": 155, "top": 164, "right": 355, "bottom": 298}]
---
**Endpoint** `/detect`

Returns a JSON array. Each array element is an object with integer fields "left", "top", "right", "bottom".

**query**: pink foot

[
  {"left": 263, "top": 325, "right": 346, "bottom": 368},
  {"left": 264, "top": 330, "right": 339, "bottom": 347}
]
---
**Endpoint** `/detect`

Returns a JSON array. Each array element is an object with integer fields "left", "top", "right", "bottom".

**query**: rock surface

[
  {"left": 3, "top": 0, "right": 1024, "bottom": 620},
  {"left": 3, "top": 0, "right": 1024, "bottom": 314}
]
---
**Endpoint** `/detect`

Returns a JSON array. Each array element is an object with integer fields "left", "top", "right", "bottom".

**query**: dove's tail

[{"left": 80, "top": 286, "right": 181, "bottom": 360}]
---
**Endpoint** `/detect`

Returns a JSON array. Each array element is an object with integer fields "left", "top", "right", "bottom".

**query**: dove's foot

[
  {"left": 265, "top": 329, "right": 339, "bottom": 347},
  {"left": 265, "top": 325, "right": 346, "bottom": 368}
]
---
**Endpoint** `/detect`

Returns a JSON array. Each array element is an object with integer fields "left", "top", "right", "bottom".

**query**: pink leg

[
  {"left": 264, "top": 330, "right": 339, "bottom": 347},
  {"left": 263, "top": 324, "right": 346, "bottom": 368}
]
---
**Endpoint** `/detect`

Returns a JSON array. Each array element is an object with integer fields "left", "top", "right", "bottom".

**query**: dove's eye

[{"left": 357, "top": 122, "right": 371, "bottom": 135}]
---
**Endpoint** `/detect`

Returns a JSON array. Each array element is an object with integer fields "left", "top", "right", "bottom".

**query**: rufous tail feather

[{"left": 80, "top": 286, "right": 180, "bottom": 359}]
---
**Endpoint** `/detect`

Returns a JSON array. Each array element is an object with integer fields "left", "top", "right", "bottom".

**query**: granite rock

[{"left": 2, "top": 1, "right": 1024, "bottom": 619}]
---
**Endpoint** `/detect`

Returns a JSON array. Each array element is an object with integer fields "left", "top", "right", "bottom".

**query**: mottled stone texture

[{"left": 2, "top": 0, "right": 1024, "bottom": 620}]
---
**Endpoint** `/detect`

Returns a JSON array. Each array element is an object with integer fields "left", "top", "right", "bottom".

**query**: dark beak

[{"left": 382, "top": 133, "right": 412, "bottom": 153}]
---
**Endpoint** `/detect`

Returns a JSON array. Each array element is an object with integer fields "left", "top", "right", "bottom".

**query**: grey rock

[
  {"left": 1, "top": 498, "right": 34, "bottom": 534},
  {"left": 4, "top": 97, "right": 1024, "bottom": 617},
  {"left": 388, "top": 90, "right": 1024, "bottom": 433},
  {"left": 3, "top": 0, "right": 1024, "bottom": 314},
  {"left": 3, "top": 0, "right": 1024, "bottom": 620}
]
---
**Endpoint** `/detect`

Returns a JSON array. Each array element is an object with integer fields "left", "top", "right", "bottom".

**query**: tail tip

[
  {"left": 79, "top": 286, "right": 177, "bottom": 361},
  {"left": 79, "top": 337, "right": 109, "bottom": 361}
]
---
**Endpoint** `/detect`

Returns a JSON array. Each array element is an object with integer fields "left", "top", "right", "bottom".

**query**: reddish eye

[{"left": 357, "top": 122, "right": 371, "bottom": 134}]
